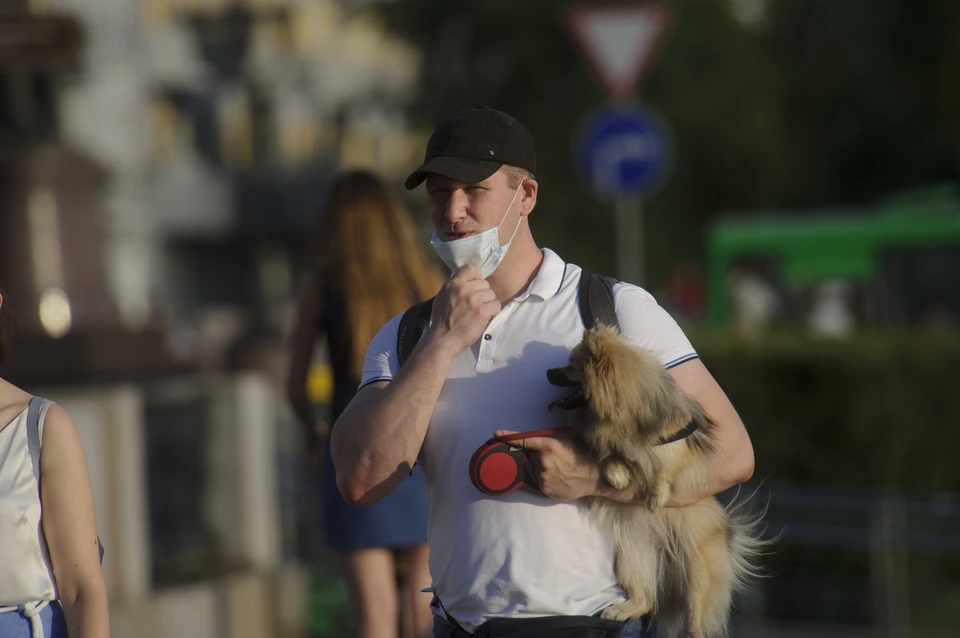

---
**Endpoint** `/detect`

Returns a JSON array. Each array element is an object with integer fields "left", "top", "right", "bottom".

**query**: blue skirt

[
  {"left": 321, "top": 439, "right": 430, "bottom": 551},
  {"left": 0, "top": 602, "right": 67, "bottom": 638}
]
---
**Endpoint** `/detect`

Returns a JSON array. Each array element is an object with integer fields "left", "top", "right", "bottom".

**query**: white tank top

[{"left": 0, "top": 407, "right": 59, "bottom": 605}]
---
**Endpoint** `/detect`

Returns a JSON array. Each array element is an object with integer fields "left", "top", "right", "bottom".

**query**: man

[{"left": 331, "top": 107, "right": 754, "bottom": 637}]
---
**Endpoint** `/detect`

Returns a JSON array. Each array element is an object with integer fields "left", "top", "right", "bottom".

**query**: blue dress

[
  {"left": 318, "top": 286, "right": 430, "bottom": 551},
  {"left": 0, "top": 602, "right": 68, "bottom": 638}
]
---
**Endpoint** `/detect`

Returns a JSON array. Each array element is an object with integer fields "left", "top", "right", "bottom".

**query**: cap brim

[{"left": 404, "top": 156, "right": 503, "bottom": 190}]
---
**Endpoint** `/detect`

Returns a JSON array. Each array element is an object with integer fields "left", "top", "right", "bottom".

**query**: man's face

[{"left": 426, "top": 168, "right": 519, "bottom": 242}]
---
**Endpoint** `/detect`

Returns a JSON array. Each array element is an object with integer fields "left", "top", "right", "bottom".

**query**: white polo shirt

[{"left": 359, "top": 248, "right": 698, "bottom": 631}]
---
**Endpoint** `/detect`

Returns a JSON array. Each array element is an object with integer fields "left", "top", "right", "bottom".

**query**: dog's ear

[
  {"left": 581, "top": 327, "right": 599, "bottom": 353},
  {"left": 577, "top": 331, "right": 599, "bottom": 371}
]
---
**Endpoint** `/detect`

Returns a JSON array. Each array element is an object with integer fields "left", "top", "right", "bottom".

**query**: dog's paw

[
  {"left": 603, "top": 461, "right": 632, "bottom": 491},
  {"left": 600, "top": 598, "right": 652, "bottom": 621},
  {"left": 654, "top": 482, "right": 671, "bottom": 509},
  {"left": 644, "top": 494, "right": 660, "bottom": 511},
  {"left": 641, "top": 481, "right": 672, "bottom": 511}
]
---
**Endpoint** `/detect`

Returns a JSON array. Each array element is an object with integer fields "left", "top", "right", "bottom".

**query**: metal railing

[{"left": 727, "top": 481, "right": 960, "bottom": 637}]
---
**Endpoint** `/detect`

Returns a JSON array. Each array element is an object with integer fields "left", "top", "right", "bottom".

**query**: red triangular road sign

[{"left": 565, "top": 3, "right": 673, "bottom": 101}]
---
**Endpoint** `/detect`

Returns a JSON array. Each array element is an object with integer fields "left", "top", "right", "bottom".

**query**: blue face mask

[{"left": 430, "top": 182, "right": 523, "bottom": 279}]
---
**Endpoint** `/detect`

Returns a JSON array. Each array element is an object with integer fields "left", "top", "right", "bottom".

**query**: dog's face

[
  {"left": 545, "top": 355, "right": 587, "bottom": 409},
  {"left": 547, "top": 325, "right": 689, "bottom": 440}
]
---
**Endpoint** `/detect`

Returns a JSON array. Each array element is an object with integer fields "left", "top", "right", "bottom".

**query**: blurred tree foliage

[{"left": 374, "top": 0, "right": 960, "bottom": 290}]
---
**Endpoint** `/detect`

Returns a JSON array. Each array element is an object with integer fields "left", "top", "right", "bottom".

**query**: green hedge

[
  {"left": 689, "top": 330, "right": 960, "bottom": 493},
  {"left": 689, "top": 331, "right": 960, "bottom": 630}
]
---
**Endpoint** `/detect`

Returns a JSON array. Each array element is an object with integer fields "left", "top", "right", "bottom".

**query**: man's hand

[
  {"left": 494, "top": 429, "right": 605, "bottom": 501},
  {"left": 426, "top": 264, "right": 501, "bottom": 356}
]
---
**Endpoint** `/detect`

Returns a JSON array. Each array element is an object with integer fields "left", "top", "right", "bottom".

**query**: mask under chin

[{"left": 430, "top": 229, "right": 506, "bottom": 278}]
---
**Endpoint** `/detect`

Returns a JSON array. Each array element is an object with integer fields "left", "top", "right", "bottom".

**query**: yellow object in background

[{"left": 307, "top": 362, "right": 333, "bottom": 405}]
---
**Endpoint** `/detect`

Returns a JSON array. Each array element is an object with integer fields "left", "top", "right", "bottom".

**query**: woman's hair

[
  {"left": 0, "top": 287, "right": 10, "bottom": 365},
  {"left": 314, "top": 170, "right": 444, "bottom": 379}
]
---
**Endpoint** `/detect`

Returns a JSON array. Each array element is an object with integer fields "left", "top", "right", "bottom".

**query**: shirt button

[{"left": 484, "top": 334, "right": 492, "bottom": 340}]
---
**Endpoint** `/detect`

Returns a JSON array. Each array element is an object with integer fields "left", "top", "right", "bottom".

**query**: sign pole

[
  {"left": 615, "top": 195, "right": 644, "bottom": 286},
  {"left": 566, "top": 3, "right": 674, "bottom": 288}
]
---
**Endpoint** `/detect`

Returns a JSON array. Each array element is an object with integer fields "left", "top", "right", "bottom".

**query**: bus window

[{"left": 880, "top": 248, "right": 960, "bottom": 331}]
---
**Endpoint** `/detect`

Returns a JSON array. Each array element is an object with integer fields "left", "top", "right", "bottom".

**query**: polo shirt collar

[{"left": 515, "top": 248, "right": 566, "bottom": 303}]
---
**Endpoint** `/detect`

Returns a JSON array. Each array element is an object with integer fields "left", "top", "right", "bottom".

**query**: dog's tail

[
  {"left": 668, "top": 489, "right": 777, "bottom": 638},
  {"left": 724, "top": 484, "right": 779, "bottom": 592}
]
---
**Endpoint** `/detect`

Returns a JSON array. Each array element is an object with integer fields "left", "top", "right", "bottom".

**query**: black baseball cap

[{"left": 404, "top": 107, "right": 537, "bottom": 190}]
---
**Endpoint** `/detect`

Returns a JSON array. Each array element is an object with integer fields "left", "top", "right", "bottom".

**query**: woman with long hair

[
  {"left": 287, "top": 170, "right": 444, "bottom": 638},
  {"left": 0, "top": 288, "right": 111, "bottom": 638}
]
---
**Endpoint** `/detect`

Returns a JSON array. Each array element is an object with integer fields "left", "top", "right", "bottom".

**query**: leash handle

[
  {"left": 468, "top": 428, "right": 573, "bottom": 497},
  {"left": 494, "top": 427, "right": 571, "bottom": 443}
]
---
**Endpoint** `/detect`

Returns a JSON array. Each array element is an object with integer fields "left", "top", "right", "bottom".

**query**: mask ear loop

[{"left": 497, "top": 181, "right": 525, "bottom": 247}]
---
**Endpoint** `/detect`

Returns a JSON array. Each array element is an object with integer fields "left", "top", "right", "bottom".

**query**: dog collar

[{"left": 656, "top": 420, "right": 700, "bottom": 446}]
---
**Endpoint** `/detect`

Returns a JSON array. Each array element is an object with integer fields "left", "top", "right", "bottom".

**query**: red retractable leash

[
  {"left": 468, "top": 428, "right": 571, "bottom": 496},
  {"left": 468, "top": 419, "right": 702, "bottom": 497}
]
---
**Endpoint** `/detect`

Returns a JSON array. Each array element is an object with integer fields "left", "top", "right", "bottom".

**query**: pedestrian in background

[
  {"left": 287, "top": 170, "right": 444, "bottom": 638},
  {"left": 0, "top": 288, "right": 111, "bottom": 638}
]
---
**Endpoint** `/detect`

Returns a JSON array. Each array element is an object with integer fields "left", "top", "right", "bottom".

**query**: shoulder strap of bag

[
  {"left": 26, "top": 396, "right": 105, "bottom": 564},
  {"left": 26, "top": 397, "right": 49, "bottom": 485},
  {"left": 397, "top": 297, "right": 436, "bottom": 368},
  {"left": 577, "top": 270, "right": 620, "bottom": 330}
]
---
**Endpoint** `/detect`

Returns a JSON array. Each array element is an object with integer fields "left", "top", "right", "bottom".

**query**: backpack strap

[
  {"left": 578, "top": 271, "right": 619, "bottom": 330},
  {"left": 26, "top": 396, "right": 105, "bottom": 565},
  {"left": 396, "top": 272, "right": 619, "bottom": 368},
  {"left": 397, "top": 297, "right": 435, "bottom": 368}
]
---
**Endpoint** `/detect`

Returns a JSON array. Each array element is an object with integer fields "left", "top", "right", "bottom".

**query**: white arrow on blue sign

[{"left": 576, "top": 104, "right": 674, "bottom": 200}]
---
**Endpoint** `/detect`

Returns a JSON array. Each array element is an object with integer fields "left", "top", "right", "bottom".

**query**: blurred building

[
  {"left": 5, "top": 0, "right": 426, "bottom": 360},
  {"left": 0, "top": 2, "right": 429, "bottom": 636}
]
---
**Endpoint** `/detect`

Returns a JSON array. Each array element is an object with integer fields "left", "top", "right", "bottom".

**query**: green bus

[{"left": 705, "top": 184, "right": 960, "bottom": 330}]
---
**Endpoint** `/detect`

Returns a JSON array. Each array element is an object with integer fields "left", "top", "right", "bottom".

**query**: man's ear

[
  {"left": 0, "top": 291, "right": 4, "bottom": 311},
  {"left": 519, "top": 178, "right": 538, "bottom": 217}
]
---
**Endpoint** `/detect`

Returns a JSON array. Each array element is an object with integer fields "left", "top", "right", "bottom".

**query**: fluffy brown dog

[{"left": 547, "top": 325, "right": 767, "bottom": 638}]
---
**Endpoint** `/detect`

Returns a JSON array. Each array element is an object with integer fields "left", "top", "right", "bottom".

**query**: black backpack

[{"left": 396, "top": 271, "right": 620, "bottom": 367}]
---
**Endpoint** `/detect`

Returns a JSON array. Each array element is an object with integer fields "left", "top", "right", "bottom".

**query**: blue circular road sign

[{"left": 576, "top": 104, "right": 673, "bottom": 199}]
